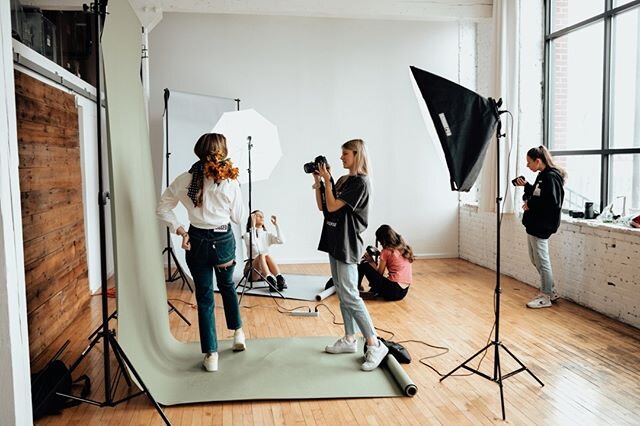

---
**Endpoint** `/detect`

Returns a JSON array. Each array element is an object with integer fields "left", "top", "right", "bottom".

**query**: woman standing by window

[{"left": 514, "top": 146, "right": 566, "bottom": 309}]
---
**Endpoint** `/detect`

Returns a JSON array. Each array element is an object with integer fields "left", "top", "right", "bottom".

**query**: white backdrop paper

[{"left": 160, "top": 90, "right": 243, "bottom": 280}]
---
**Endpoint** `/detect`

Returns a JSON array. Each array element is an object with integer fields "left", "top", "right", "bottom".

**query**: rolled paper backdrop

[
  {"left": 386, "top": 354, "right": 418, "bottom": 397},
  {"left": 315, "top": 286, "right": 337, "bottom": 301}
]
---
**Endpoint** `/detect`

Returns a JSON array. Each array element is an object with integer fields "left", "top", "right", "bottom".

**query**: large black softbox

[{"left": 410, "top": 66, "right": 499, "bottom": 192}]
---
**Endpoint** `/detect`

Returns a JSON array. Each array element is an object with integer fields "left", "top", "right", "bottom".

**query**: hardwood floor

[{"left": 35, "top": 259, "right": 640, "bottom": 425}]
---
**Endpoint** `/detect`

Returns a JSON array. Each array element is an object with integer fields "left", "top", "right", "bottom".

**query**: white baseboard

[{"left": 278, "top": 252, "right": 458, "bottom": 265}]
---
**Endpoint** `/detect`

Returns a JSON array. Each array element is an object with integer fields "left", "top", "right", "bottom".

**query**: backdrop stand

[
  {"left": 50, "top": 2, "right": 171, "bottom": 424},
  {"left": 162, "top": 88, "right": 193, "bottom": 293},
  {"left": 439, "top": 104, "right": 544, "bottom": 420},
  {"left": 235, "top": 136, "right": 284, "bottom": 303}
]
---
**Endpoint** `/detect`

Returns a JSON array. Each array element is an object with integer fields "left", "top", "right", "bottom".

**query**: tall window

[{"left": 545, "top": 0, "right": 640, "bottom": 215}]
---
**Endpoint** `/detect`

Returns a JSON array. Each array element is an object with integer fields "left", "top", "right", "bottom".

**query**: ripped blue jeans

[{"left": 186, "top": 225, "right": 242, "bottom": 353}]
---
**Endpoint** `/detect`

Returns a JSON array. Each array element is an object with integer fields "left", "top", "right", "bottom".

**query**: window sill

[
  {"left": 460, "top": 202, "right": 640, "bottom": 237},
  {"left": 561, "top": 215, "right": 640, "bottom": 237}
]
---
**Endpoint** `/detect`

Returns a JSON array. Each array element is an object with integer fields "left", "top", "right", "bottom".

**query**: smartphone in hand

[{"left": 511, "top": 176, "right": 525, "bottom": 186}]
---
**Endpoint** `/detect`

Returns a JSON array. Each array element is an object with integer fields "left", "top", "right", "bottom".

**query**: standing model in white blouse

[
  {"left": 156, "top": 133, "right": 246, "bottom": 373},
  {"left": 242, "top": 210, "right": 287, "bottom": 291}
]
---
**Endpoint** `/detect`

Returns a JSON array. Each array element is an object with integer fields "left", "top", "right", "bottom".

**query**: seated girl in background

[
  {"left": 357, "top": 224, "right": 414, "bottom": 301},
  {"left": 243, "top": 210, "right": 287, "bottom": 291}
]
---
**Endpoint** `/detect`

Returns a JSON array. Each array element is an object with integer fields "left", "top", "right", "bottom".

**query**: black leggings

[{"left": 357, "top": 262, "right": 408, "bottom": 301}]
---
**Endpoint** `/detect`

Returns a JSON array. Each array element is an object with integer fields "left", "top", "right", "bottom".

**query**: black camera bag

[
  {"left": 364, "top": 337, "right": 412, "bottom": 364},
  {"left": 31, "top": 360, "right": 91, "bottom": 419}
]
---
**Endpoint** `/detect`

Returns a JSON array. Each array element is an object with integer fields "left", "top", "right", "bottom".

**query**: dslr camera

[
  {"left": 365, "top": 245, "right": 380, "bottom": 263},
  {"left": 303, "top": 155, "right": 329, "bottom": 174}
]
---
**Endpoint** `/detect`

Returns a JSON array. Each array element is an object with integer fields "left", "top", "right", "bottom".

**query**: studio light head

[{"left": 409, "top": 66, "right": 500, "bottom": 192}]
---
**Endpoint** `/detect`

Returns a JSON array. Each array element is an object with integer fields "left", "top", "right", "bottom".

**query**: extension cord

[{"left": 289, "top": 309, "right": 319, "bottom": 317}]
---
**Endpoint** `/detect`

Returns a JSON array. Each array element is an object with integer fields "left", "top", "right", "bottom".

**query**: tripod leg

[
  {"left": 500, "top": 343, "right": 544, "bottom": 387},
  {"left": 110, "top": 338, "right": 133, "bottom": 388},
  {"left": 250, "top": 266, "right": 285, "bottom": 298},
  {"left": 236, "top": 266, "right": 250, "bottom": 304},
  {"left": 440, "top": 341, "right": 493, "bottom": 382},
  {"left": 168, "top": 248, "right": 193, "bottom": 292},
  {"left": 107, "top": 333, "right": 171, "bottom": 425},
  {"left": 161, "top": 247, "right": 171, "bottom": 281},
  {"left": 167, "top": 300, "right": 191, "bottom": 326},
  {"left": 495, "top": 343, "right": 506, "bottom": 420}
]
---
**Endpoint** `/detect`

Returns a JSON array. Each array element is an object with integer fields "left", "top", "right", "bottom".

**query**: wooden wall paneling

[{"left": 15, "top": 70, "right": 90, "bottom": 364}]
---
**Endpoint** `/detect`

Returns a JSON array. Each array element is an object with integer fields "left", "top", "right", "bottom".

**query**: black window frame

[{"left": 544, "top": 0, "right": 640, "bottom": 210}]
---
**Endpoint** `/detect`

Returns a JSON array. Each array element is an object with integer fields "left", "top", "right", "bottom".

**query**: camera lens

[{"left": 303, "top": 162, "right": 317, "bottom": 174}]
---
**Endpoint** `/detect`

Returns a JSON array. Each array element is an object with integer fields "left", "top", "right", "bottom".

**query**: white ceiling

[{"left": 21, "top": 0, "right": 493, "bottom": 23}]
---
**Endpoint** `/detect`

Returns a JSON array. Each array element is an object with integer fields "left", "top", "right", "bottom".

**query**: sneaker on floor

[
  {"left": 527, "top": 294, "right": 552, "bottom": 309},
  {"left": 359, "top": 291, "right": 376, "bottom": 300},
  {"left": 203, "top": 353, "right": 218, "bottom": 372},
  {"left": 325, "top": 336, "right": 357, "bottom": 354},
  {"left": 266, "top": 275, "right": 278, "bottom": 292},
  {"left": 550, "top": 291, "right": 560, "bottom": 302},
  {"left": 276, "top": 274, "right": 287, "bottom": 291},
  {"left": 233, "top": 330, "right": 246, "bottom": 352},
  {"left": 361, "top": 340, "right": 389, "bottom": 371}
]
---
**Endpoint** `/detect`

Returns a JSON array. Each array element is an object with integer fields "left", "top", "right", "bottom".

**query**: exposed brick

[{"left": 460, "top": 205, "right": 640, "bottom": 328}]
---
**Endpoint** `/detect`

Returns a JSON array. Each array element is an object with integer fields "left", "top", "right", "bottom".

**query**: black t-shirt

[{"left": 317, "top": 175, "right": 370, "bottom": 263}]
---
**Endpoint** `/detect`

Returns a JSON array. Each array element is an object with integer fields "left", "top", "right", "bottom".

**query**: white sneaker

[
  {"left": 233, "top": 329, "right": 246, "bottom": 352},
  {"left": 361, "top": 340, "right": 389, "bottom": 371},
  {"left": 325, "top": 337, "right": 357, "bottom": 354},
  {"left": 203, "top": 353, "right": 218, "bottom": 372},
  {"left": 527, "top": 294, "right": 552, "bottom": 309},
  {"left": 550, "top": 291, "right": 560, "bottom": 302}
]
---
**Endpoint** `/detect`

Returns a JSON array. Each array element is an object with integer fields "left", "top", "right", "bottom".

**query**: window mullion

[
  {"left": 601, "top": 0, "right": 614, "bottom": 210},
  {"left": 543, "top": 0, "right": 551, "bottom": 148}
]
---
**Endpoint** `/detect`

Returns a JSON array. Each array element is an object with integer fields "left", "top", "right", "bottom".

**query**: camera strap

[{"left": 320, "top": 177, "right": 336, "bottom": 218}]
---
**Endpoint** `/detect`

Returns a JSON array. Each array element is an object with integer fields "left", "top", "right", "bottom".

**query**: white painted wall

[
  {"left": 148, "top": 13, "right": 463, "bottom": 263},
  {"left": 0, "top": 3, "right": 33, "bottom": 425}
]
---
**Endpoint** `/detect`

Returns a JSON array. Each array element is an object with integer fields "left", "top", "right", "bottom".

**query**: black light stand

[
  {"left": 439, "top": 102, "right": 544, "bottom": 420},
  {"left": 236, "top": 136, "right": 284, "bottom": 303},
  {"left": 161, "top": 88, "right": 193, "bottom": 293},
  {"left": 51, "top": 2, "right": 171, "bottom": 424}
]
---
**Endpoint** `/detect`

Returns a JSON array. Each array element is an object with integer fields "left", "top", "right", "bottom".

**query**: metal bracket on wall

[{"left": 12, "top": 50, "right": 103, "bottom": 106}]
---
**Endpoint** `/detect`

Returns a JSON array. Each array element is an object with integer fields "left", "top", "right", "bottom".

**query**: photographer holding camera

[
  {"left": 513, "top": 146, "right": 566, "bottom": 309},
  {"left": 357, "top": 225, "right": 413, "bottom": 301},
  {"left": 309, "top": 139, "right": 388, "bottom": 372}
]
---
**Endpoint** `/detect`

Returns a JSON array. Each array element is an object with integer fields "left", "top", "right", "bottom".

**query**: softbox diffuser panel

[
  {"left": 161, "top": 90, "right": 242, "bottom": 282},
  {"left": 410, "top": 66, "right": 498, "bottom": 192}
]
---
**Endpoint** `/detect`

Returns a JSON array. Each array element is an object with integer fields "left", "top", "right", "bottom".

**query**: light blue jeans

[
  {"left": 329, "top": 255, "right": 376, "bottom": 339},
  {"left": 527, "top": 234, "right": 555, "bottom": 295}
]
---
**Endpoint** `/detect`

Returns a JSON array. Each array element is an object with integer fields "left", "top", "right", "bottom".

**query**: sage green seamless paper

[{"left": 102, "top": 0, "right": 411, "bottom": 404}]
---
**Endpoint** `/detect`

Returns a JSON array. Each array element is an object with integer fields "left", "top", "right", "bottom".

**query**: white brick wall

[{"left": 460, "top": 204, "right": 640, "bottom": 328}]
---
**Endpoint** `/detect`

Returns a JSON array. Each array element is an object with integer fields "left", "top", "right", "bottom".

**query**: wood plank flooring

[{"left": 35, "top": 259, "right": 640, "bottom": 425}]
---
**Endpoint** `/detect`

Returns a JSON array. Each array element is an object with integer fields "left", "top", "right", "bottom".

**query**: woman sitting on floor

[
  {"left": 242, "top": 210, "right": 286, "bottom": 291},
  {"left": 357, "top": 224, "right": 414, "bottom": 301}
]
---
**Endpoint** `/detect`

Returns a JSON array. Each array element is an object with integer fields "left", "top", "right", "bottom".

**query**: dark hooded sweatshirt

[{"left": 522, "top": 167, "right": 565, "bottom": 239}]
